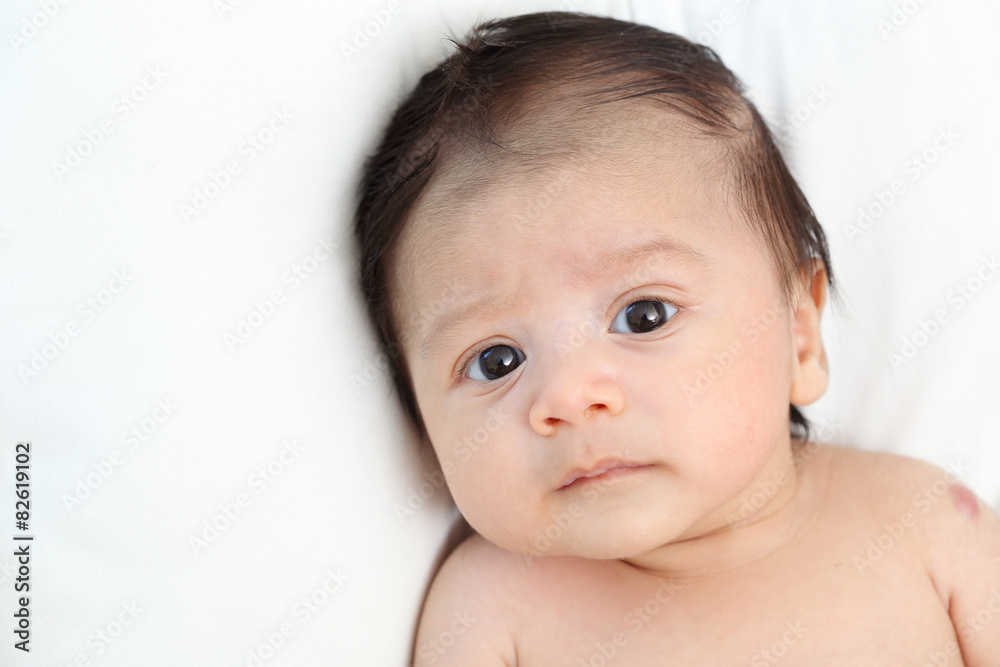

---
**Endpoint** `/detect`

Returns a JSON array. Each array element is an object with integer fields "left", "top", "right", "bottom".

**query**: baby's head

[{"left": 355, "top": 12, "right": 835, "bottom": 558}]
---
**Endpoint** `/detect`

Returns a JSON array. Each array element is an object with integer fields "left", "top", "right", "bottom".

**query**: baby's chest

[{"left": 508, "top": 558, "right": 962, "bottom": 665}]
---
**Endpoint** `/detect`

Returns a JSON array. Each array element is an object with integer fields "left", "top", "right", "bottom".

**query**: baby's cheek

[
  {"left": 442, "top": 446, "right": 538, "bottom": 543},
  {"left": 690, "top": 327, "right": 791, "bottom": 458},
  {"left": 724, "top": 303, "right": 793, "bottom": 392},
  {"left": 673, "top": 310, "right": 788, "bottom": 404}
]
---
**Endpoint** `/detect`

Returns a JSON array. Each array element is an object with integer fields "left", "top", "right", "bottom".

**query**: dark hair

[{"left": 353, "top": 11, "right": 835, "bottom": 447}]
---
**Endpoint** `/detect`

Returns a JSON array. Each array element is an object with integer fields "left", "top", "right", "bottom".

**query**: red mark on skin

[{"left": 949, "top": 484, "right": 980, "bottom": 521}]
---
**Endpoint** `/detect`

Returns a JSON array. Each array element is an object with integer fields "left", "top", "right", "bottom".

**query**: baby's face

[{"left": 392, "top": 119, "right": 812, "bottom": 559}]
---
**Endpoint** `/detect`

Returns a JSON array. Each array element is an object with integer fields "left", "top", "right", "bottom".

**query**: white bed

[{"left": 1, "top": 0, "right": 997, "bottom": 664}]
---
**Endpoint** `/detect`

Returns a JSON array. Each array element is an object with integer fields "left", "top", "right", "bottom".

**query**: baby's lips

[{"left": 556, "top": 458, "right": 654, "bottom": 491}]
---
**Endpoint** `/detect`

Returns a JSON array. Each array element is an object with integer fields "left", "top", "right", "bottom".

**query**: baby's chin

[{"left": 491, "top": 517, "right": 683, "bottom": 562}]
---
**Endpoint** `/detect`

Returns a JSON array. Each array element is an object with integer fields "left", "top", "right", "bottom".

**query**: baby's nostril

[{"left": 584, "top": 404, "right": 606, "bottom": 419}]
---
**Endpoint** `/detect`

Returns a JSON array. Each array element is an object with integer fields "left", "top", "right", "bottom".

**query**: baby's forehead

[
  {"left": 415, "top": 101, "right": 734, "bottom": 231},
  {"left": 391, "top": 124, "right": 752, "bottom": 336},
  {"left": 389, "top": 97, "right": 758, "bottom": 308}
]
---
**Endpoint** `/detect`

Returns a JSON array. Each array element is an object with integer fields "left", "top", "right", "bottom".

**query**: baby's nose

[{"left": 527, "top": 333, "right": 625, "bottom": 435}]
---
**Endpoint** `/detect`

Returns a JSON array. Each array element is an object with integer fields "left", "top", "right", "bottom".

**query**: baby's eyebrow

[
  {"left": 417, "top": 292, "right": 532, "bottom": 363},
  {"left": 570, "top": 235, "right": 711, "bottom": 283},
  {"left": 417, "top": 235, "right": 711, "bottom": 363}
]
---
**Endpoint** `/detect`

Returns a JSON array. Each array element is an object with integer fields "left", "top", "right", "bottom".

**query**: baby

[{"left": 353, "top": 11, "right": 1000, "bottom": 665}]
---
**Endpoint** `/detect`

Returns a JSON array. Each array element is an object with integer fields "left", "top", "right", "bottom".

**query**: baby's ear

[{"left": 788, "top": 259, "right": 828, "bottom": 406}]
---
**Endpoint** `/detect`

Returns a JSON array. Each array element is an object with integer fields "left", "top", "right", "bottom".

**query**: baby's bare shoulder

[
  {"left": 414, "top": 532, "right": 623, "bottom": 666},
  {"left": 413, "top": 533, "right": 521, "bottom": 666},
  {"left": 821, "top": 444, "right": 987, "bottom": 542},
  {"left": 425, "top": 531, "right": 611, "bottom": 612},
  {"left": 823, "top": 443, "right": 1000, "bottom": 661},
  {"left": 821, "top": 443, "right": 969, "bottom": 512},
  {"left": 823, "top": 441, "right": 956, "bottom": 481}
]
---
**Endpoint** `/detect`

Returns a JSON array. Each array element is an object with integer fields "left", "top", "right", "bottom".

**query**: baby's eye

[
  {"left": 610, "top": 299, "right": 678, "bottom": 334},
  {"left": 466, "top": 344, "right": 526, "bottom": 382}
]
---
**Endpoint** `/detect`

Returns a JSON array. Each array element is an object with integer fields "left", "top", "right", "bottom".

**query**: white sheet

[{"left": 1, "top": 0, "right": 997, "bottom": 664}]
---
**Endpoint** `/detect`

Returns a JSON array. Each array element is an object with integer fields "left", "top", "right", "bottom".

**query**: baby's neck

[{"left": 621, "top": 441, "right": 829, "bottom": 583}]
